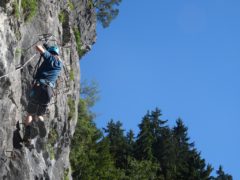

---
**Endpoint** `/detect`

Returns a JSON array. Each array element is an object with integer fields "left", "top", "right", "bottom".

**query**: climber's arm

[
  {"left": 36, "top": 44, "right": 51, "bottom": 61},
  {"left": 35, "top": 45, "right": 45, "bottom": 54}
]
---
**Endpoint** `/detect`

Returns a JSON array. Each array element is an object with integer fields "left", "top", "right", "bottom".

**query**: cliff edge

[{"left": 0, "top": 0, "right": 96, "bottom": 179}]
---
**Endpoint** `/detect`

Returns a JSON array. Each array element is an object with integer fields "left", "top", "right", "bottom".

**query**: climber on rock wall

[{"left": 23, "top": 43, "right": 63, "bottom": 143}]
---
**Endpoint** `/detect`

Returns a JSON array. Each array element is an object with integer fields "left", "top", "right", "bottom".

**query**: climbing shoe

[
  {"left": 13, "top": 123, "right": 23, "bottom": 149},
  {"left": 16, "top": 121, "right": 21, "bottom": 131},
  {"left": 37, "top": 120, "right": 47, "bottom": 138},
  {"left": 23, "top": 123, "right": 38, "bottom": 142},
  {"left": 23, "top": 125, "right": 31, "bottom": 142}
]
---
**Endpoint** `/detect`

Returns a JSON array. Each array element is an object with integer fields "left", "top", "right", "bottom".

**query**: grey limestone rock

[{"left": 0, "top": 0, "right": 96, "bottom": 179}]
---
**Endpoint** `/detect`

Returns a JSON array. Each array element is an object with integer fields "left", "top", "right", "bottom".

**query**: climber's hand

[{"left": 43, "top": 43, "right": 49, "bottom": 50}]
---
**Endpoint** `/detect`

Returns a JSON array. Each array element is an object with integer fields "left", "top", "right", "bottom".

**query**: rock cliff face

[{"left": 0, "top": 0, "right": 96, "bottom": 179}]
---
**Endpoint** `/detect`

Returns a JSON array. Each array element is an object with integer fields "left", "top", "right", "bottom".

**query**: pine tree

[
  {"left": 126, "top": 130, "right": 134, "bottom": 145},
  {"left": 173, "top": 118, "right": 193, "bottom": 179},
  {"left": 157, "top": 126, "right": 177, "bottom": 179},
  {"left": 126, "top": 129, "right": 135, "bottom": 158},
  {"left": 148, "top": 108, "right": 174, "bottom": 179},
  {"left": 135, "top": 112, "right": 154, "bottom": 161},
  {"left": 150, "top": 108, "right": 167, "bottom": 137},
  {"left": 172, "top": 119, "right": 213, "bottom": 180},
  {"left": 93, "top": 0, "right": 122, "bottom": 28},
  {"left": 104, "top": 120, "right": 128, "bottom": 169},
  {"left": 185, "top": 148, "right": 213, "bottom": 180},
  {"left": 70, "top": 99, "right": 102, "bottom": 179},
  {"left": 125, "top": 158, "right": 160, "bottom": 180},
  {"left": 214, "top": 166, "right": 233, "bottom": 180},
  {"left": 70, "top": 104, "right": 233, "bottom": 180},
  {"left": 93, "top": 138, "right": 124, "bottom": 179}
]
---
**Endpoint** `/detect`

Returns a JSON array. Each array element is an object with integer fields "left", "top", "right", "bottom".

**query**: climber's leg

[
  {"left": 23, "top": 124, "right": 31, "bottom": 143},
  {"left": 23, "top": 114, "right": 38, "bottom": 143},
  {"left": 24, "top": 114, "right": 33, "bottom": 126},
  {"left": 38, "top": 116, "right": 44, "bottom": 121},
  {"left": 37, "top": 115, "right": 47, "bottom": 138},
  {"left": 25, "top": 84, "right": 41, "bottom": 125},
  {"left": 23, "top": 113, "right": 32, "bottom": 143}
]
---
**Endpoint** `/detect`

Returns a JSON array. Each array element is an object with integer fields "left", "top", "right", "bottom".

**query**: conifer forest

[{"left": 70, "top": 96, "right": 233, "bottom": 180}]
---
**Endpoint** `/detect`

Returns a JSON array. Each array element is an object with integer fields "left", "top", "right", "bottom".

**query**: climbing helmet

[{"left": 48, "top": 46, "right": 59, "bottom": 55}]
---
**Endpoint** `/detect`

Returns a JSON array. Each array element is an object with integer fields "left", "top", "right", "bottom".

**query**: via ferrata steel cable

[{"left": 0, "top": 53, "right": 37, "bottom": 80}]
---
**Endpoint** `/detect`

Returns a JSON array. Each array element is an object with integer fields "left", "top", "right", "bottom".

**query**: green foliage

[
  {"left": 93, "top": 0, "right": 122, "bottom": 28},
  {"left": 48, "top": 128, "right": 58, "bottom": 146},
  {"left": 67, "top": 96, "right": 75, "bottom": 120},
  {"left": 67, "top": 0, "right": 74, "bottom": 10},
  {"left": 125, "top": 158, "right": 160, "bottom": 180},
  {"left": 21, "top": 0, "right": 37, "bottom": 22},
  {"left": 69, "top": 69, "right": 74, "bottom": 81},
  {"left": 87, "top": 0, "right": 94, "bottom": 9},
  {"left": 214, "top": 166, "right": 233, "bottom": 180},
  {"left": 15, "top": 29, "right": 21, "bottom": 40},
  {"left": 46, "top": 128, "right": 58, "bottom": 160},
  {"left": 64, "top": 168, "right": 69, "bottom": 180},
  {"left": 135, "top": 112, "right": 155, "bottom": 161},
  {"left": 70, "top": 84, "right": 125, "bottom": 179},
  {"left": 104, "top": 120, "right": 128, "bottom": 169},
  {"left": 15, "top": 48, "right": 21, "bottom": 57},
  {"left": 73, "top": 28, "right": 86, "bottom": 57},
  {"left": 70, "top": 99, "right": 120, "bottom": 179},
  {"left": 80, "top": 80, "right": 99, "bottom": 108},
  {"left": 58, "top": 11, "right": 65, "bottom": 23},
  {"left": 46, "top": 143, "right": 55, "bottom": 160},
  {"left": 13, "top": 0, "right": 20, "bottom": 18},
  {"left": 70, "top": 99, "right": 233, "bottom": 179}
]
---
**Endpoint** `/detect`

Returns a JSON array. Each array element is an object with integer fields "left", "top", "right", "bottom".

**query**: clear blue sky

[{"left": 81, "top": 0, "right": 240, "bottom": 178}]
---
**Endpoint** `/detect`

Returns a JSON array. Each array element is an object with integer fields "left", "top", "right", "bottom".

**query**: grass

[
  {"left": 67, "top": 0, "right": 74, "bottom": 10},
  {"left": 48, "top": 128, "right": 58, "bottom": 146},
  {"left": 58, "top": 11, "right": 65, "bottom": 23},
  {"left": 46, "top": 144, "right": 55, "bottom": 160},
  {"left": 21, "top": 0, "right": 37, "bottom": 22},
  {"left": 46, "top": 128, "right": 58, "bottom": 160},
  {"left": 13, "top": 0, "right": 20, "bottom": 18},
  {"left": 69, "top": 69, "right": 74, "bottom": 81},
  {"left": 64, "top": 168, "right": 69, "bottom": 180},
  {"left": 15, "top": 48, "right": 21, "bottom": 57},
  {"left": 87, "top": 0, "right": 94, "bottom": 9},
  {"left": 73, "top": 27, "right": 86, "bottom": 57},
  {"left": 68, "top": 96, "right": 75, "bottom": 121}
]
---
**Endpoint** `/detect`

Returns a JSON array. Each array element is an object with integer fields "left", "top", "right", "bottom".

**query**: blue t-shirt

[{"left": 35, "top": 51, "right": 62, "bottom": 87}]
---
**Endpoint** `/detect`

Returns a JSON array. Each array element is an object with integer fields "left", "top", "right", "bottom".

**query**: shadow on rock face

[
  {"left": 12, "top": 121, "right": 47, "bottom": 152},
  {"left": 35, "top": 137, "right": 45, "bottom": 153},
  {"left": 0, "top": 0, "right": 7, "bottom": 8},
  {"left": 12, "top": 122, "right": 23, "bottom": 149},
  {"left": 0, "top": 151, "right": 7, "bottom": 168}
]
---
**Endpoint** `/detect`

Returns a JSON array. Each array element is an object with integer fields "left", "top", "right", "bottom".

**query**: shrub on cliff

[
  {"left": 21, "top": 0, "right": 37, "bottom": 21},
  {"left": 93, "top": 0, "right": 122, "bottom": 28}
]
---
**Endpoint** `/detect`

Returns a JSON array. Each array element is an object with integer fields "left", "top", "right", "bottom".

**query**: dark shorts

[{"left": 27, "top": 84, "right": 53, "bottom": 116}]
